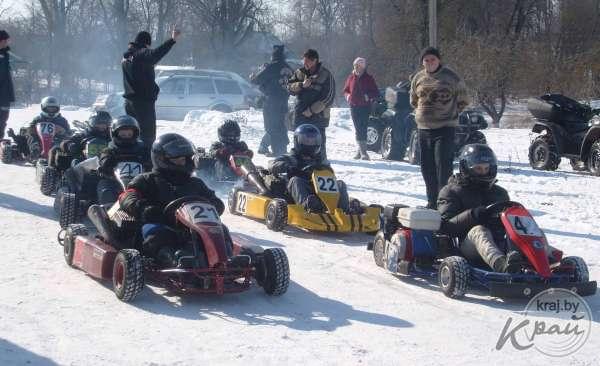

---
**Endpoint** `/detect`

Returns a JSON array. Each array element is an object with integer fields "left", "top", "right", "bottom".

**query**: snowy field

[{"left": 0, "top": 106, "right": 599, "bottom": 365}]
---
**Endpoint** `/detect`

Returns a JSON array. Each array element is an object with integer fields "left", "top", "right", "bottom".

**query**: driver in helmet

[
  {"left": 438, "top": 144, "right": 557, "bottom": 273},
  {"left": 269, "top": 124, "right": 358, "bottom": 214},
  {"left": 119, "top": 133, "right": 225, "bottom": 267},
  {"left": 96, "top": 116, "right": 149, "bottom": 204},
  {"left": 55, "top": 111, "right": 112, "bottom": 169},
  {"left": 22, "top": 96, "right": 71, "bottom": 159}
]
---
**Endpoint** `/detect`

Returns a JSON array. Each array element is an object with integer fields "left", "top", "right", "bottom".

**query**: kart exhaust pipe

[{"left": 240, "top": 164, "right": 269, "bottom": 195}]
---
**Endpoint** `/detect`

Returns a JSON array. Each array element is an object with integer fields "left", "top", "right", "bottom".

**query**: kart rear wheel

[
  {"left": 227, "top": 187, "right": 239, "bottom": 215},
  {"left": 40, "top": 166, "right": 59, "bottom": 196},
  {"left": 587, "top": 140, "right": 600, "bottom": 176},
  {"left": 261, "top": 248, "right": 290, "bottom": 296},
  {"left": 407, "top": 130, "right": 420, "bottom": 165},
  {"left": 64, "top": 224, "right": 88, "bottom": 266},
  {"left": 529, "top": 135, "right": 560, "bottom": 171},
  {"left": 561, "top": 256, "right": 590, "bottom": 283},
  {"left": 373, "top": 231, "right": 386, "bottom": 268},
  {"left": 265, "top": 199, "right": 287, "bottom": 231},
  {"left": 381, "top": 126, "right": 406, "bottom": 161},
  {"left": 112, "top": 249, "right": 144, "bottom": 302},
  {"left": 1, "top": 143, "right": 12, "bottom": 164},
  {"left": 438, "top": 256, "right": 470, "bottom": 299},
  {"left": 58, "top": 189, "right": 80, "bottom": 228}
]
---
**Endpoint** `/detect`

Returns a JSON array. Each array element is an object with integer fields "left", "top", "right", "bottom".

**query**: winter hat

[
  {"left": 303, "top": 49, "right": 319, "bottom": 61},
  {"left": 0, "top": 30, "right": 9, "bottom": 41},
  {"left": 272, "top": 45, "right": 285, "bottom": 60},
  {"left": 420, "top": 46, "right": 441, "bottom": 62},
  {"left": 134, "top": 31, "right": 152, "bottom": 47},
  {"left": 353, "top": 57, "right": 366, "bottom": 67}
]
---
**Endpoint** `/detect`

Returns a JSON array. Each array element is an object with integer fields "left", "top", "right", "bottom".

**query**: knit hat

[
  {"left": 0, "top": 30, "right": 9, "bottom": 41},
  {"left": 134, "top": 31, "right": 152, "bottom": 47},
  {"left": 420, "top": 46, "right": 441, "bottom": 62},
  {"left": 303, "top": 49, "right": 319, "bottom": 61},
  {"left": 353, "top": 57, "right": 366, "bottom": 67}
]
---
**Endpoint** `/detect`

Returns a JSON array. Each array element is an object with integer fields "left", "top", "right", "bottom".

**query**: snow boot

[
  {"left": 302, "top": 194, "right": 325, "bottom": 213},
  {"left": 493, "top": 250, "right": 523, "bottom": 273},
  {"left": 358, "top": 141, "right": 370, "bottom": 160}
]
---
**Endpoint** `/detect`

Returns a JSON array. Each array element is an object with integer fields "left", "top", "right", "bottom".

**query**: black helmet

[
  {"left": 41, "top": 96, "right": 60, "bottom": 118},
  {"left": 218, "top": 120, "right": 241, "bottom": 145},
  {"left": 88, "top": 111, "right": 111, "bottom": 138},
  {"left": 293, "top": 124, "right": 322, "bottom": 160},
  {"left": 458, "top": 144, "right": 498, "bottom": 188},
  {"left": 110, "top": 115, "right": 140, "bottom": 147},
  {"left": 151, "top": 133, "right": 195, "bottom": 175}
]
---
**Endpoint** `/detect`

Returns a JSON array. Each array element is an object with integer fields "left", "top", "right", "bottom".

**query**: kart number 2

[
  {"left": 316, "top": 176, "right": 337, "bottom": 192},
  {"left": 185, "top": 203, "right": 221, "bottom": 224},
  {"left": 507, "top": 215, "right": 543, "bottom": 237}
]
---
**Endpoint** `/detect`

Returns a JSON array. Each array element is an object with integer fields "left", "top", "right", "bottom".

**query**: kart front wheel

[
  {"left": 265, "top": 199, "right": 287, "bottom": 231},
  {"left": 261, "top": 248, "right": 290, "bottom": 296},
  {"left": 58, "top": 189, "right": 80, "bottom": 229},
  {"left": 63, "top": 224, "right": 88, "bottom": 266},
  {"left": 561, "top": 256, "right": 590, "bottom": 283},
  {"left": 40, "top": 166, "right": 59, "bottom": 196},
  {"left": 438, "top": 256, "right": 470, "bottom": 299},
  {"left": 112, "top": 249, "right": 144, "bottom": 302}
]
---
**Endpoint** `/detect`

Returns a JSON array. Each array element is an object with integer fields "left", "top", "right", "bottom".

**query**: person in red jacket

[{"left": 342, "top": 57, "right": 379, "bottom": 160}]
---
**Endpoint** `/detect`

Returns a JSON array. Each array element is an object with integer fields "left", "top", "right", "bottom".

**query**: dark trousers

[
  {"left": 125, "top": 99, "right": 156, "bottom": 150},
  {"left": 350, "top": 106, "right": 370, "bottom": 141},
  {"left": 262, "top": 98, "right": 289, "bottom": 156},
  {"left": 418, "top": 127, "right": 455, "bottom": 208},
  {"left": 287, "top": 176, "right": 350, "bottom": 211},
  {"left": 0, "top": 107, "right": 8, "bottom": 140},
  {"left": 96, "top": 178, "right": 121, "bottom": 205}
]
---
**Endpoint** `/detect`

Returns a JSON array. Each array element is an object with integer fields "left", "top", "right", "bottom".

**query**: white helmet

[{"left": 41, "top": 96, "right": 60, "bottom": 118}]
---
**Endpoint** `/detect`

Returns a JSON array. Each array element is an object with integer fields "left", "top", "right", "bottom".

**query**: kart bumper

[
  {"left": 287, "top": 205, "right": 381, "bottom": 233},
  {"left": 488, "top": 280, "right": 597, "bottom": 298}
]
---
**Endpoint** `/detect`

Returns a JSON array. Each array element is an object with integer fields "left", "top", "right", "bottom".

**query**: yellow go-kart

[{"left": 227, "top": 158, "right": 381, "bottom": 233}]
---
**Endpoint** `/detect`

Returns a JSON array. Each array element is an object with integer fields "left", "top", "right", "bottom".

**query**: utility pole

[{"left": 428, "top": 0, "right": 437, "bottom": 47}]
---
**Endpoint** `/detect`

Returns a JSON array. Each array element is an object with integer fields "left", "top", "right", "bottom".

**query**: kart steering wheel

[
  {"left": 163, "top": 196, "right": 212, "bottom": 226},
  {"left": 485, "top": 201, "right": 523, "bottom": 219}
]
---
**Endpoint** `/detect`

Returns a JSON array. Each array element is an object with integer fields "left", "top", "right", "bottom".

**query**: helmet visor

[
  {"left": 469, "top": 163, "right": 491, "bottom": 177},
  {"left": 162, "top": 138, "right": 195, "bottom": 158},
  {"left": 222, "top": 133, "right": 240, "bottom": 144},
  {"left": 44, "top": 106, "right": 59, "bottom": 114}
]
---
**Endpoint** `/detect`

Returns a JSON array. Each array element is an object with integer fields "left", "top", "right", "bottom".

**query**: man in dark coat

[
  {"left": 0, "top": 30, "right": 15, "bottom": 140},
  {"left": 250, "top": 45, "right": 293, "bottom": 156},
  {"left": 287, "top": 49, "right": 335, "bottom": 160},
  {"left": 122, "top": 29, "right": 180, "bottom": 149}
]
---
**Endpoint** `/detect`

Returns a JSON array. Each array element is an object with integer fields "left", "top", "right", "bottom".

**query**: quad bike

[
  {"left": 228, "top": 159, "right": 381, "bottom": 233},
  {"left": 369, "top": 202, "right": 597, "bottom": 299},
  {"left": 527, "top": 94, "right": 600, "bottom": 175},
  {"left": 58, "top": 196, "right": 290, "bottom": 302},
  {"left": 54, "top": 158, "right": 143, "bottom": 228}
]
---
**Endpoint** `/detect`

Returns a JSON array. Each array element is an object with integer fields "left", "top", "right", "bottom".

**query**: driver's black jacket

[
  {"left": 119, "top": 170, "right": 225, "bottom": 224},
  {"left": 437, "top": 174, "right": 509, "bottom": 239},
  {"left": 97, "top": 141, "right": 150, "bottom": 178},
  {"left": 268, "top": 148, "right": 330, "bottom": 180}
]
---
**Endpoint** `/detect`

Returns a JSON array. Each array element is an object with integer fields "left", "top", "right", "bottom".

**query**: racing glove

[{"left": 471, "top": 206, "right": 490, "bottom": 225}]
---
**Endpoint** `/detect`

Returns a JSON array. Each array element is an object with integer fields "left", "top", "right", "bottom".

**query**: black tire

[
  {"left": 59, "top": 190, "right": 79, "bottom": 228},
  {"left": 587, "top": 140, "right": 600, "bottom": 176},
  {"left": 528, "top": 135, "right": 560, "bottom": 171},
  {"left": 265, "top": 199, "right": 287, "bottom": 231},
  {"left": 380, "top": 126, "right": 406, "bottom": 161},
  {"left": 366, "top": 121, "right": 383, "bottom": 152},
  {"left": 40, "top": 166, "right": 59, "bottom": 196},
  {"left": 373, "top": 231, "right": 386, "bottom": 267},
  {"left": 561, "top": 256, "right": 590, "bottom": 283},
  {"left": 1, "top": 143, "right": 12, "bottom": 164},
  {"left": 407, "top": 130, "right": 420, "bottom": 165},
  {"left": 569, "top": 158, "right": 588, "bottom": 172},
  {"left": 64, "top": 224, "right": 88, "bottom": 266},
  {"left": 227, "top": 188, "right": 239, "bottom": 215},
  {"left": 112, "top": 249, "right": 144, "bottom": 302},
  {"left": 438, "top": 256, "right": 470, "bottom": 299},
  {"left": 261, "top": 248, "right": 290, "bottom": 296}
]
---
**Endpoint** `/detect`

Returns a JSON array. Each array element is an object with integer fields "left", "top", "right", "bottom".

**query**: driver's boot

[
  {"left": 358, "top": 141, "right": 370, "bottom": 160},
  {"left": 492, "top": 251, "right": 523, "bottom": 274},
  {"left": 156, "top": 246, "right": 177, "bottom": 268}
]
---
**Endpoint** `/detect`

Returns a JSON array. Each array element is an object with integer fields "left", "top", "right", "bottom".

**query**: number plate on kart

[
  {"left": 506, "top": 214, "right": 543, "bottom": 237},
  {"left": 116, "top": 161, "right": 143, "bottom": 179},
  {"left": 37, "top": 122, "right": 55, "bottom": 136},
  {"left": 236, "top": 192, "right": 248, "bottom": 214},
  {"left": 182, "top": 202, "right": 221, "bottom": 224},
  {"left": 315, "top": 176, "right": 338, "bottom": 193}
]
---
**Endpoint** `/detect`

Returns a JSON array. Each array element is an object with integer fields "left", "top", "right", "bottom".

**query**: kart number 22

[{"left": 316, "top": 176, "right": 337, "bottom": 193}]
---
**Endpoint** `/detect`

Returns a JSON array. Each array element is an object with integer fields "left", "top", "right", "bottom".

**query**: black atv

[
  {"left": 527, "top": 94, "right": 600, "bottom": 175},
  {"left": 366, "top": 82, "right": 488, "bottom": 163}
]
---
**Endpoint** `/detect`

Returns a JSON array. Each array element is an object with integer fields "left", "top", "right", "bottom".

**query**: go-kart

[
  {"left": 54, "top": 158, "right": 143, "bottom": 228},
  {"left": 369, "top": 201, "right": 597, "bottom": 299},
  {"left": 1, "top": 122, "right": 57, "bottom": 165},
  {"left": 228, "top": 159, "right": 381, "bottom": 233},
  {"left": 192, "top": 148, "right": 254, "bottom": 184},
  {"left": 58, "top": 196, "right": 290, "bottom": 302}
]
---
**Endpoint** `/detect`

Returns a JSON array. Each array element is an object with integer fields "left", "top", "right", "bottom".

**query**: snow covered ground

[{"left": 0, "top": 106, "right": 599, "bottom": 366}]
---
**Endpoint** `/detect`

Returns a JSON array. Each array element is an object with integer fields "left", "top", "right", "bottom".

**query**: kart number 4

[{"left": 507, "top": 215, "right": 543, "bottom": 237}]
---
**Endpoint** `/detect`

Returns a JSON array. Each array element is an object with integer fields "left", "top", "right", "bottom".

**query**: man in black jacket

[
  {"left": 119, "top": 133, "right": 224, "bottom": 267},
  {"left": 287, "top": 49, "right": 335, "bottom": 160},
  {"left": 250, "top": 45, "right": 293, "bottom": 156},
  {"left": 122, "top": 28, "right": 180, "bottom": 149},
  {"left": 437, "top": 144, "right": 557, "bottom": 273},
  {"left": 0, "top": 30, "right": 15, "bottom": 140}
]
